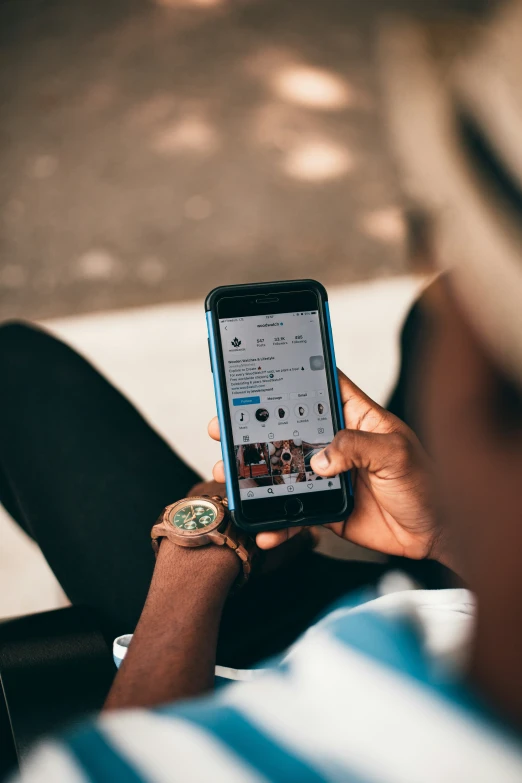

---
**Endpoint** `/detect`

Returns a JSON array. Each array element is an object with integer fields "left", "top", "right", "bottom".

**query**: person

[{"left": 6, "top": 0, "right": 522, "bottom": 779}]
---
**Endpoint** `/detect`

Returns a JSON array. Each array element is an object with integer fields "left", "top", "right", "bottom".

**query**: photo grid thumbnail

[{"left": 235, "top": 439, "right": 331, "bottom": 489}]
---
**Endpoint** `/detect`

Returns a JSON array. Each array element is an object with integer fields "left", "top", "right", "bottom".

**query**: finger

[
  {"left": 337, "top": 368, "right": 378, "bottom": 409},
  {"left": 208, "top": 417, "right": 221, "bottom": 441},
  {"left": 256, "top": 526, "right": 303, "bottom": 550},
  {"left": 310, "top": 428, "right": 403, "bottom": 476},
  {"left": 188, "top": 479, "right": 226, "bottom": 498},
  {"left": 337, "top": 369, "right": 395, "bottom": 433},
  {"left": 212, "top": 460, "right": 226, "bottom": 483}
]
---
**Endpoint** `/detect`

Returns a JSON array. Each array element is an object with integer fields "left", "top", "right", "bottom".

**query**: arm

[{"left": 104, "top": 540, "right": 238, "bottom": 711}]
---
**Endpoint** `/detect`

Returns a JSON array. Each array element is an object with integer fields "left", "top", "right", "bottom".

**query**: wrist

[{"left": 153, "top": 539, "right": 240, "bottom": 593}]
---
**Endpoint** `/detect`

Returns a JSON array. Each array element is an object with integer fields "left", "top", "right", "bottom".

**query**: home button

[{"left": 284, "top": 497, "right": 303, "bottom": 517}]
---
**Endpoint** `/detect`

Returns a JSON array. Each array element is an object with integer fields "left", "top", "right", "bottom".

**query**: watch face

[{"left": 168, "top": 499, "right": 221, "bottom": 534}]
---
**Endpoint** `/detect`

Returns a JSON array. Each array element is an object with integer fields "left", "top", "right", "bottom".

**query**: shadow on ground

[{"left": 0, "top": 0, "right": 480, "bottom": 319}]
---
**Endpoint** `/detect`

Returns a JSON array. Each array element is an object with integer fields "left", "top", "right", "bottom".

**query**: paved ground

[{"left": 0, "top": 0, "right": 412, "bottom": 321}]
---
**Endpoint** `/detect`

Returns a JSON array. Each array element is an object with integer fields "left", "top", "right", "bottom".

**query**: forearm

[{"left": 104, "top": 541, "right": 238, "bottom": 710}]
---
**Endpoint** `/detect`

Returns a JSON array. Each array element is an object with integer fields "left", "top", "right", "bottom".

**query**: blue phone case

[{"left": 206, "top": 280, "right": 353, "bottom": 531}]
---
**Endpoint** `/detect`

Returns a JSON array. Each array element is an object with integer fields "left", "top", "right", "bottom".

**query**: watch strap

[
  {"left": 150, "top": 510, "right": 255, "bottom": 589},
  {"left": 210, "top": 518, "right": 255, "bottom": 588}
]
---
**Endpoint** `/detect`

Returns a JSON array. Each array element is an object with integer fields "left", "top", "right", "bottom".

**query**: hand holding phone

[{"left": 208, "top": 369, "right": 440, "bottom": 561}]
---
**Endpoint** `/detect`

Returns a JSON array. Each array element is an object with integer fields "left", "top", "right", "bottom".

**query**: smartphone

[{"left": 205, "top": 280, "right": 353, "bottom": 533}]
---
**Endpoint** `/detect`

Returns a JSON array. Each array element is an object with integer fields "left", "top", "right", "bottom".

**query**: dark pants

[{"left": 0, "top": 300, "right": 441, "bottom": 668}]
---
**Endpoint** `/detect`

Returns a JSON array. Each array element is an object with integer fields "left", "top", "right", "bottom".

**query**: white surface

[{"left": 0, "top": 275, "right": 426, "bottom": 619}]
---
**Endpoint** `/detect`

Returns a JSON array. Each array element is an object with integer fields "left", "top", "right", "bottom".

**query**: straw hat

[{"left": 377, "top": 0, "right": 522, "bottom": 386}]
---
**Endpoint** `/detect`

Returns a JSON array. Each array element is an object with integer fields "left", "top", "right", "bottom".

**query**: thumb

[
  {"left": 310, "top": 428, "right": 405, "bottom": 477},
  {"left": 337, "top": 369, "right": 397, "bottom": 434}
]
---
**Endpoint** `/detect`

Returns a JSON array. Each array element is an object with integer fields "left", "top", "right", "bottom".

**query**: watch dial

[{"left": 172, "top": 502, "right": 218, "bottom": 531}]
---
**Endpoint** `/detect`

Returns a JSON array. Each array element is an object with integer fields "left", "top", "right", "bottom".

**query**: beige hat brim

[{"left": 377, "top": 10, "right": 522, "bottom": 387}]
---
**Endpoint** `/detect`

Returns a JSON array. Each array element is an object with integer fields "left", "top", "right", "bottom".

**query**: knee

[
  {"left": 0, "top": 321, "right": 49, "bottom": 373},
  {"left": 0, "top": 321, "right": 85, "bottom": 395},
  {"left": 0, "top": 320, "right": 41, "bottom": 348}
]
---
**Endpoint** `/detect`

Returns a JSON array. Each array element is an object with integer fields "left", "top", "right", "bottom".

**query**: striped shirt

[{"left": 16, "top": 589, "right": 522, "bottom": 782}]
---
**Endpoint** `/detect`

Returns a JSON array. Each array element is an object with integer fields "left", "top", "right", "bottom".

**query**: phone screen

[{"left": 219, "top": 310, "right": 341, "bottom": 502}]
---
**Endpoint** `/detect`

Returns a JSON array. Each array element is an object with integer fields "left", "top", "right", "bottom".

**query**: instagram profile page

[{"left": 219, "top": 311, "right": 341, "bottom": 501}]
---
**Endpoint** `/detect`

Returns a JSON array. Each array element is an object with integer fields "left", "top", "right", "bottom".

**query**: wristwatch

[{"left": 151, "top": 495, "right": 254, "bottom": 588}]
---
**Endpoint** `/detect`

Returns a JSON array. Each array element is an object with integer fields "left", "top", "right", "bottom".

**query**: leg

[
  {"left": 0, "top": 322, "right": 201, "bottom": 639},
  {"left": 219, "top": 551, "right": 387, "bottom": 668},
  {"left": 0, "top": 322, "right": 388, "bottom": 667},
  {"left": 0, "top": 316, "right": 425, "bottom": 671},
  {"left": 0, "top": 322, "right": 384, "bottom": 668}
]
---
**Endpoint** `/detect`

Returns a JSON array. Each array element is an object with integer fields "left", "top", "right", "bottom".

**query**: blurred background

[
  {"left": 0, "top": 0, "right": 490, "bottom": 321},
  {"left": 0, "top": 0, "right": 485, "bottom": 617},
  {"left": 0, "top": 0, "right": 413, "bottom": 321}
]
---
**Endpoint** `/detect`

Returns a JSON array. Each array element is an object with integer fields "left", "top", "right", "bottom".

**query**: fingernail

[{"left": 312, "top": 450, "right": 329, "bottom": 471}]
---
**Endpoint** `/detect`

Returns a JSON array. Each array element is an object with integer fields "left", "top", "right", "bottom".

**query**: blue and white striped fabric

[{"left": 16, "top": 589, "right": 522, "bottom": 782}]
